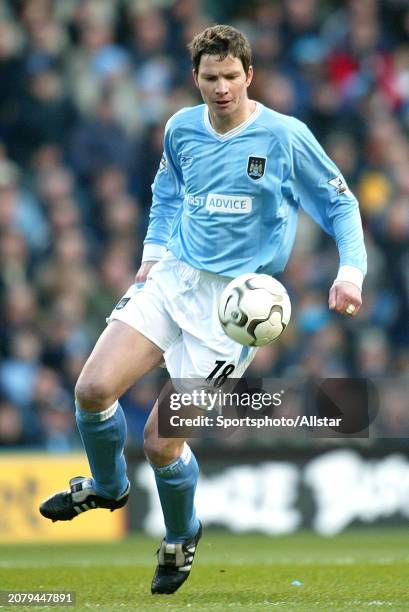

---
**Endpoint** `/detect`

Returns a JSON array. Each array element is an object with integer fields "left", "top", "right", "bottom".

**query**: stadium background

[{"left": 0, "top": 0, "right": 408, "bottom": 546}]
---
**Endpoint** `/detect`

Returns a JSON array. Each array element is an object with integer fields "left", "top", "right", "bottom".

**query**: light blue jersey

[{"left": 144, "top": 103, "right": 367, "bottom": 279}]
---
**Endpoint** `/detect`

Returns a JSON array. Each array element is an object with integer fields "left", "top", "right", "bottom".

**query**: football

[{"left": 218, "top": 273, "right": 291, "bottom": 346}]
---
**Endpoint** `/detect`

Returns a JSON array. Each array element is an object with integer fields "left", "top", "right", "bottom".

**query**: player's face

[{"left": 193, "top": 54, "right": 253, "bottom": 130}]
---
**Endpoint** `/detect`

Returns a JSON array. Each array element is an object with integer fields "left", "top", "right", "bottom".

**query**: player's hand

[
  {"left": 328, "top": 281, "right": 362, "bottom": 317},
  {"left": 135, "top": 261, "right": 157, "bottom": 283}
]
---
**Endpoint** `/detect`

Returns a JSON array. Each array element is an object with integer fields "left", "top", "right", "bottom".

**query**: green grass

[{"left": 0, "top": 529, "right": 408, "bottom": 611}]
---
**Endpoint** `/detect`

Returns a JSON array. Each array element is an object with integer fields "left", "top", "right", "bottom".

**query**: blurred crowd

[{"left": 0, "top": 0, "right": 408, "bottom": 450}]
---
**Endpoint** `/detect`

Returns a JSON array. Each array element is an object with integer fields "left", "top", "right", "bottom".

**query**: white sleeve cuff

[
  {"left": 334, "top": 265, "right": 364, "bottom": 290},
  {"left": 142, "top": 243, "right": 167, "bottom": 262}
]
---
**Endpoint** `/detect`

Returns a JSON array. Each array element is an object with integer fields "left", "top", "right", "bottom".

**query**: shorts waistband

[{"left": 165, "top": 252, "right": 231, "bottom": 285}]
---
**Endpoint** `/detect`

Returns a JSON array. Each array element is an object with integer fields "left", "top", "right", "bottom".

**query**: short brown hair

[{"left": 188, "top": 25, "right": 252, "bottom": 73}]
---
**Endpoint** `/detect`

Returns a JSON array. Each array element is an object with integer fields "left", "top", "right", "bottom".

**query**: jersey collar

[{"left": 203, "top": 102, "right": 262, "bottom": 141}]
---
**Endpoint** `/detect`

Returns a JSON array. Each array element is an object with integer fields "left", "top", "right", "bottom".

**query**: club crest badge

[{"left": 247, "top": 156, "right": 266, "bottom": 181}]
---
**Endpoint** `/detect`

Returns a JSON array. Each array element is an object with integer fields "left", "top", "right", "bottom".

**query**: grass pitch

[{"left": 0, "top": 529, "right": 408, "bottom": 611}]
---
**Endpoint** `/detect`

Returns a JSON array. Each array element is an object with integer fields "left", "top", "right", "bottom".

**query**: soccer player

[{"left": 40, "top": 25, "right": 366, "bottom": 594}]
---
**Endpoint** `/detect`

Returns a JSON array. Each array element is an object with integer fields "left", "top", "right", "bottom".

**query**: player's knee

[
  {"left": 75, "top": 374, "right": 116, "bottom": 412},
  {"left": 143, "top": 434, "right": 182, "bottom": 467}
]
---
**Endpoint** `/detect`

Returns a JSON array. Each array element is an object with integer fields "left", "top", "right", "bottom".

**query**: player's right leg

[{"left": 40, "top": 320, "right": 164, "bottom": 522}]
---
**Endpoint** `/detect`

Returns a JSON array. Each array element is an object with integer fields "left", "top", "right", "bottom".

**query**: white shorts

[{"left": 108, "top": 253, "right": 257, "bottom": 381}]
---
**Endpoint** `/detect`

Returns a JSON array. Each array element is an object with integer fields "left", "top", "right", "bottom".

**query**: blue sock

[
  {"left": 151, "top": 444, "right": 200, "bottom": 543},
  {"left": 75, "top": 401, "right": 129, "bottom": 499}
]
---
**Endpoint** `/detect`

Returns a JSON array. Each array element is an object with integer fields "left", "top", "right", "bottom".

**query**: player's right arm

[
  {"left": 135, "top": 261, "right": 157, "bottom": 283},
  {"left": 135, "top": 119, "right": 184, "bottom": 282}
]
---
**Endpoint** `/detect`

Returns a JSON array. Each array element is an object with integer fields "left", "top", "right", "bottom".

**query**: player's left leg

[{"left": 144, "top": 398, "right": 202, "bottom": 595}]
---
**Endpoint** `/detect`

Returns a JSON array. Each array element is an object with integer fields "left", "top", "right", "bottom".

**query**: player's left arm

[
  {"left": 328, "top": 279, "right": 362, "bottom": 317},
  {"left": 286, "top": 121, "right": 367, "bottom": 317}
]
